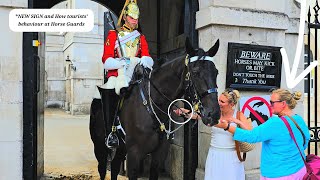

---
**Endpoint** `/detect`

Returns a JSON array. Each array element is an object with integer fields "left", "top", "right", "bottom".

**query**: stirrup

[{"left": 105, "top": 132, "right": 119, "bottom": 149}]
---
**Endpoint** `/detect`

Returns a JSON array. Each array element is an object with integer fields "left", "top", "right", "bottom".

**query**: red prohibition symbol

[{"left": 241, "top": 96, "right": 272, "bottom": 124}]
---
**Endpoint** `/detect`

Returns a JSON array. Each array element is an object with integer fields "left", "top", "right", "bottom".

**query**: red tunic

[{"left": 102, "top": 30, "right": 151, "bottom": 78}]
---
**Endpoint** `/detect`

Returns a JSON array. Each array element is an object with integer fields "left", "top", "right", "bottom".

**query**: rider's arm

[
  {"left": 140, "top": 35, "right": 151, "bottom": 57},
  {"left": 139, "top": 35, "right": 154, "bottom": 69},
  {"left": 102, "top": 30, "right": 125, "bottom": 70},
  {"left": 102, "top": 30, "right": 116, "bottom": 63}
]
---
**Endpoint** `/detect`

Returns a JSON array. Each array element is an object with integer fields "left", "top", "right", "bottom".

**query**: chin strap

[{"left": 122, "top": 24, "right": 135, "bottom": 32}]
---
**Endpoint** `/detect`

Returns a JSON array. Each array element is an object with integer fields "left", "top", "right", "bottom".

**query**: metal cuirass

[{"left": 116, "top": 29, "right": 140, "bottom": 58}]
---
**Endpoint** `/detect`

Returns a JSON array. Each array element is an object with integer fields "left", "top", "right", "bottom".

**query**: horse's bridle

[{"left": 184, "top": 54, "right": 218, "bottom": 116}]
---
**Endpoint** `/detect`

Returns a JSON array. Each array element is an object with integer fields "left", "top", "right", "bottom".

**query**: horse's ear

[
  {"left": 185, "top": 37, "right": 196, "bottom": 57},
  {"left": 207, "top": 39, "right": 220, "bottom": 57}
]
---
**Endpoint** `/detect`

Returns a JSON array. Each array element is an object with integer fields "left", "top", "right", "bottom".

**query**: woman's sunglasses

[{"left": 269, "top": 100, "right": 283, "bottom": 106}]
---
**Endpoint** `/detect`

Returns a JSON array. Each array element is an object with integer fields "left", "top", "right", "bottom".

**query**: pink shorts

[{"left": 260, "top": 166, "right": 306, "bottom": 180}]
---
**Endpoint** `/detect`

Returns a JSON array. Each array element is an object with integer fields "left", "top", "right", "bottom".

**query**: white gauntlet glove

[
  {"left": 139, "top": 56, "right": 154, "bottom": 69},
  {"left": 104, "top": 57, "right": 126, "bottom": 70}
]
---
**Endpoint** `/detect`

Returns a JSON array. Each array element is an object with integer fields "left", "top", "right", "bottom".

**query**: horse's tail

[
  {"left": 89, "top": 98, "right": 109, "bottom": 180},
  {"left": 89, "top": 98, "right": 105, "bottom": 142}
]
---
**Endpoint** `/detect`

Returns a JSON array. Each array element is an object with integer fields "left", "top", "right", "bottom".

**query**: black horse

[{"left": 90, "top": 39, "right": 221, "bottom": 180}]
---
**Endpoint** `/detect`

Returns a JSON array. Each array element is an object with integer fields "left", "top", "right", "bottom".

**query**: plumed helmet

[{"left": 117, "top": 0, "right": 140, "bottom": 27}]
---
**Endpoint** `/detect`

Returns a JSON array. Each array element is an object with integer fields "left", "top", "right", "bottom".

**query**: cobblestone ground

[{"left": 42, "top": 108, "right": 127, "bottom": 180}]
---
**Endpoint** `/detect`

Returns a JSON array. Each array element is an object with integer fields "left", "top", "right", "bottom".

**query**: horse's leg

[
  {"left": 149, "top": 139, "right": 170, "bottom": 180},
  {"left": 127, "top": 146, "right": 143, "bottom": 180},
  {"left": 111, "top": 140, "right": 126, "bottom": 180},
  {"left": 94, "top": 145, "right": 108, "bottom": 180},
  {"left": 139, "top": 159, "right": 144, "bottom": 176},
  {"left": 90, "top": 99, "right": 108, "bottom": 180},
  {"left": 111, "top": 156, "right": 121, "bottom": 180}
]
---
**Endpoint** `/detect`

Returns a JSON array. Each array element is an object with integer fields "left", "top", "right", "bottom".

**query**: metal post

[
  {"left": 307, "top": 0, "right": 320, "bottom": 155},
  {"left": 313, "top": 0, "right": 320, "bottom": 155},
  {"left": 314, "top": 14, "right": 318, "bottom": 156},
  {"left": 307, "top": 7, "right": 311, "bottom": 155},
  {"left": 183, "top": 1, "right": 199, "bottom": 179},
  {"left": 157, "top": 0, "right": 160, "bottom": 58}
]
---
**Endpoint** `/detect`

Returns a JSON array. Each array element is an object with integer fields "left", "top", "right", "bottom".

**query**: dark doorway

[{"left": 158, "top": 0, "right": 199, "bottom": 179}]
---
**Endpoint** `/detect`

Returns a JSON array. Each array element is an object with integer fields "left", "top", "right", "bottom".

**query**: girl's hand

[
  {"left": 173, "top": 108, "right": 190, "bottom": 116},
  {"left": 230, "top": 117, "right": 240, "bottom": 123},
  {"left": 173, "top": 108, "right": 200, "bottom": 120},
  {"left": 215, "top": 119, "right": 228, "bottom": 128}
]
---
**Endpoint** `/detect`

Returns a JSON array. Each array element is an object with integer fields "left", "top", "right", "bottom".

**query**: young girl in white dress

[
  {"left": 175, "top": 89, "right": 252, "bottom": 180},
  {"left": 205, "top": 89, "right": 252, "bottom": 180}
]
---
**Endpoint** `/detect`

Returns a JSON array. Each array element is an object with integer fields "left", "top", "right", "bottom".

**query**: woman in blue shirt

[{"left": 220, "top": 89, "right": 310, "bottom": 179}]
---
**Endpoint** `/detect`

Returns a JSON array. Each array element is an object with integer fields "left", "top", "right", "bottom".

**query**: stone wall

[
  {"left": 45, "top": 33, "right": 65, "bottom": 108},
  {"left": 45, "top": 2, "right": 66, "bottom": 108},
  {"left": 45, "top": 0, "right": 107, "bottom": 114},
  {"left": 0, "top": 1, "right": 27, "bottom": 179}
]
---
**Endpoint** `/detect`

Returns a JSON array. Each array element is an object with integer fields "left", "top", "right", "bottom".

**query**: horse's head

[{"left": 185, "top": 38, "right": 221, "bottom": 126}]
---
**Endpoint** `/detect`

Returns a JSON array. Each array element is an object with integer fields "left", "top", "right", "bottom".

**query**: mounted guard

[
  {"left": 102, "top": 0, "right": 153, "bottom": 95},
  {"left": 96, "top": 0, "right": 154, "bottom": 150}
]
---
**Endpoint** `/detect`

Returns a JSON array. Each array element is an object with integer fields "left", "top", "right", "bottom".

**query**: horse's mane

[
  {"left": 152, "top": 54, "right": 185, "bottom": 74},
  {"left": 151, "top": 47, "right": 208, "bottom": 75}
]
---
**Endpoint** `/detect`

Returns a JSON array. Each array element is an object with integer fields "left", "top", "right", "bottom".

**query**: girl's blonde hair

[{"left": 222, "top": 89, "right": 240, "bottom": 105}]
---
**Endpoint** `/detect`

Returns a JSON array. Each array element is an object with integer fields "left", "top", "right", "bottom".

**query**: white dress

[{"left": 204, "top": 116, "right": 245, "bottom": 180}]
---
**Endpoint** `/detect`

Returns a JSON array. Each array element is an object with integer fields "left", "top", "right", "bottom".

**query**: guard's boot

[{"left": 98, "top": 87, "right": 120, "bottom": 158}]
